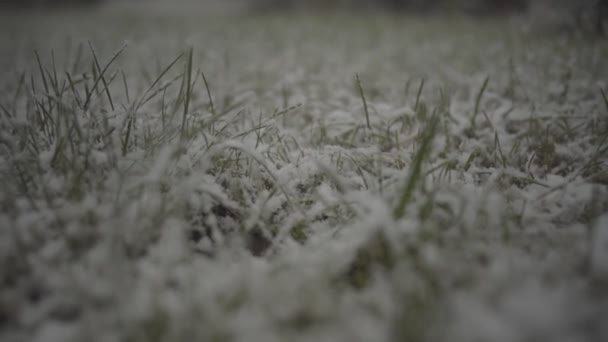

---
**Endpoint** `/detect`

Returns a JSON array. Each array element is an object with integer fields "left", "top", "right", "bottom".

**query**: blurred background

[
  {"left": 0, "top": 0, "right": 605, "bottom": 35},
  {"left": 247, "top": 0, "right": 529, "bottom": 14}
]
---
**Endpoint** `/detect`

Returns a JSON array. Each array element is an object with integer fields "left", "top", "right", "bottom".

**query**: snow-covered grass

[{"left": 1, "top": 7, "right": 608, "bottom": 342}]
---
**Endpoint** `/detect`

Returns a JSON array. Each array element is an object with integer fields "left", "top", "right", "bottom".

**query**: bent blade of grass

[
  {"left": 201, "top": 71, "right": 216, "bottom": 118},
  {"left": 393, "top": 114, "right": 439, "bottom": 220},
  {"left": 347, "top": 155, "right": 369, "bottom": 190},
  {"left": 219, "top": 141, "right": 303, "bottom": 216}
]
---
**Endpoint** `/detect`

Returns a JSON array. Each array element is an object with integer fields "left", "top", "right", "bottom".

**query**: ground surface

[{"left": 1, "top": 3, "right": 608, "bottom": 342}]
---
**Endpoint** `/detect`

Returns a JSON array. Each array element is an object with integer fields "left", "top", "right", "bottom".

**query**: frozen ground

[{"left": 1, "top": 3, "right": 608, "bottom": 342}]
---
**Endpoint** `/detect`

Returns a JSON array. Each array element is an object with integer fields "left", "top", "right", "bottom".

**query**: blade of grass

[
  {"left": 393, "top": 114, "right": 439, "bottom": 220},
  {"left": 347, "top": 155, "right": 369, "bottom": 190},
  {"left": 201, "top": 71, "right": 216, "bottom": 118},
  {"left": 600, "top": 87, "right": 608, "bottom": 113},
  {"left": 414, "top": 78, "right": 425, "bottom": 113},
  {"left": 83, "top": 44, "right": 127, "bottom": 111},
  {"left": 89, "top": 42, "right": 116, "bottom": 111},
  {"left": 201, "top": 71, "right": 217, "bottom": 133},
  {"left": 180, "top": 48, "right": 194, "bottom": 139},
  {"left": 50, "top": 50, "right": 61, "bottom": 96},
  {"left": 11, "top": 71, "right": 26, "bottom": 111},
  {"left": 132, "top": 52, "right": 183, "bottom": 118},
  {"left": 356, "top": 73, "right": 371, "bottom": 130},
  {"left": 0, "top": 103, "right": 12, "bottom": 119},
  {"left": 471, "top": 76, "right": 489, "bottom": 130},
  {"left": 494, "top": 131, "right": 507, "bottom": 168},
  {"left": 122, "top": 116, "right": 134, "bottom": 156},
  {"left": 65, "top": 72, "right": 83, "bottom": 109},
  {"left": 403, "top": 78, "right": 412, "bottom": 104},
  {"left": 71, "top": 42, "right": 84, "bottom": 74},
  {"left": 34, "top": 50, "right": 50, "bottom": 95},
  {"left": 121, "top": 70, "right": 130, "bottom": 103}
]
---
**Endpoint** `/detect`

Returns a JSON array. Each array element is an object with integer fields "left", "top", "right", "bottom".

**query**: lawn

[{"left": 1, "top": 4, "right": 607, "bottom": 342}]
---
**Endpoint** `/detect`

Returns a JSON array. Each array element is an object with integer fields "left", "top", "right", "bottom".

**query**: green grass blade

[
  {"left": 180, "top": 47, "right": 194, "bottom": 139},
  {"left": 471, "top": 76, "right": 489, "bottom": 129},
  {"left": 88, "top": 41, "right": 115, "bottom": 111},
  {"left": 83, "top": 44, "right": 127, "bottom": 111},
  {"left": 201, "top": 71, "right": 216, "bottom": 118},
  {"left": 135, "top": 52, "right": 184, "bottom": 113},
  {"left": 355, "top": 73, "right": 371, "bottom": 130},
  {"left": 34, "top": 50, "right": 50, "bottom": 94},
  {"left": 121, "top": 70, "right": 130, "bottom": 103},
  {"left": 393, "top": 114, "right": 439, "bottom": 220},
  {"left": 414, "top": 78, "right": 425, "bottom": 113},
  {"left": 600, "top": 87, "right": 608, "bottom": 113},
  {"left": 65, "top": 72, "right": 83, "bottom": 109}
]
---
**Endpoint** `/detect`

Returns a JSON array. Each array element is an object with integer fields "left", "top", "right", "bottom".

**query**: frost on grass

[{"left": 1, "top": 10, "right": 608, "bottom": 342}]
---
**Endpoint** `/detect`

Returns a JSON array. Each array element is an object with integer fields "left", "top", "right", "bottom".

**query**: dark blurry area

[
  {"left": 249, "top": 0, "right": 606, "bottom": 34},
  {"left": 0, "top": 0, "right": 605, "bottom": 36},
  {"left": 249, "top": 0, "right": 530, "bottom": 13},
  {"left": 0, "top": 0, "right": 104, "bottom": 9}
]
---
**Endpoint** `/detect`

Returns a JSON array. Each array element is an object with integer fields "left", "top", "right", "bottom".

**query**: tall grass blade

[
  {"left": 135, "top": 52, "right": 184, "bottom": 112},
  {"left": 83, "top": 44, "right": 126, "bottom": 111},
  {"left": 122, "top": 116, "right": 133, "bottom": 156},
  {"left": 393, "top": 114, "right": 439, "bottom": 220},
  {"left": 471, "top": 76, "right": 489, "bottom": 130},
  {"left": 356, "top": 73, "right": 371, "bottom": 130},
  {"left": 65, "top": 72, "right": 83, "bottom": 109},
  {"left": 600, "top": 87, "right": 608, "bottom": 113},
  {"left": 88, "top": 42, "right": 115, "bottom": 111},
  {"left": 414, "top": 78, "right": 425, "bottom": 113},
  {"left": 121, "top": 70, "right": 130, "bottom": 103},
  {"left": 34, "top": 50, "right": 50, "bottom": 94},
  {"left": 201, "top": 71, "right": 216, "bottom": 118},
  {"left": 201, "top": 71, "right": 217, "bottom": 133},
  {"left": 180, "top": 47, "right": 194, "bottom": 139}
]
